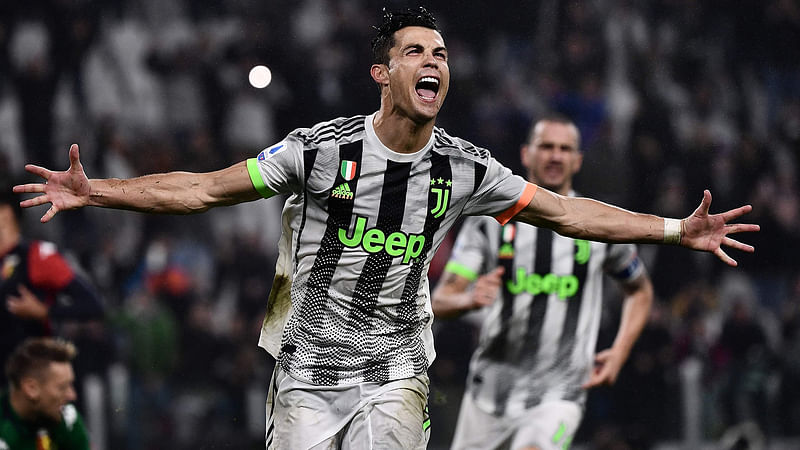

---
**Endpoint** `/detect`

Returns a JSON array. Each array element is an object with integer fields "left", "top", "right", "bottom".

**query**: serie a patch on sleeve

[{"left": 257, "top": 141, "right": 287, "bottom": 161}]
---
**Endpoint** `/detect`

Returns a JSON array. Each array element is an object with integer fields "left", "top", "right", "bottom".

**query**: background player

[{"left": 433, "top": 116, "right": 654, "bottom": 449}]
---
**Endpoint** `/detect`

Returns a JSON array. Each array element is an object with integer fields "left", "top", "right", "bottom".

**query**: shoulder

[
  {"left": 289, "top": 115, "right": 367, "bottom": 147},
  {"left": 432, "top": 127, "right": 491, "bottom": 162}
]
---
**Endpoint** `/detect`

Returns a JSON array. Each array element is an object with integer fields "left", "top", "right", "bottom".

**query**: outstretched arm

[
  {"left": 514, "top": 187, "right": 759, "bottom": 266},
  {"left": 583, "top": 274, "right": 654, "bottom": 389},
  {"left": 13, "top": 144, "right": 261, "bottom": 222}
]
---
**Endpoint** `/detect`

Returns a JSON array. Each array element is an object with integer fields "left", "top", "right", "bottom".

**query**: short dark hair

[
  {"left": 371, "top": 6, "right": 440, "bottom": 66},
  {"left": 5, "top": 338, "right": 77, "bottom": 389}
]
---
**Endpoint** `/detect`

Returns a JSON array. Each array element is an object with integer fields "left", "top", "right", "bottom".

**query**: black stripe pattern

[
  {"left": 351, "top": 160, "right": 413, "bottom": 382},
  {"left": 283, "top": 141, "right": 363, "bottom": 385}
]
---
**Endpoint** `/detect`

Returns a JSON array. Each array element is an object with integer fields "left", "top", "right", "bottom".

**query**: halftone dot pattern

[{"left": 258, "top": 115, "right": 529, "bottom": 386}]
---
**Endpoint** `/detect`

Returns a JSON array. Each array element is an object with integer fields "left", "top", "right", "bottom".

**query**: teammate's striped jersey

[
  {"left": 444, "top": 200, "right": 646, "bottom": 417},
  {"left": 247, "top": 113, "right": 535, "bottom": 386}
]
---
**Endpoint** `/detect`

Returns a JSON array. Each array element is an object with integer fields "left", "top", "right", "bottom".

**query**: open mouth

[{"left": 415, "top": 76, "right": 440, "bottom": 101}]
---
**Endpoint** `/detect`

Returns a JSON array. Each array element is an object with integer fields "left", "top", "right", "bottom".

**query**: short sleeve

[
  {"left": 462, "top": 156, "right": 536, "bottom": 224},
  {"left": 443, "top": 216, "right": 496, "bottom": 281},
  {"left": 247, "top": 134, "right": 306, "bottom": 198},
  {"left": 604, "top": 243, "right": 646, "bottom": 283}
]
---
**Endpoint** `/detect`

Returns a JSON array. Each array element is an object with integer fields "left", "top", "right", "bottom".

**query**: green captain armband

[
  {"left": 247, "top": 158, "right": 277, "bottom": 199},
  {"left": 444, "top": 261, "right": 478, "bottom": 281}
]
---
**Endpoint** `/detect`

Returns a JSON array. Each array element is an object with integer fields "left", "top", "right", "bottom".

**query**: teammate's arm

[
  {"left": 13, "top": 144, "right": 261, "bottom": 223},
  {"left": 514, "top": 186, "right": 758, "bottom": 266},
  {"left": 432, "top": 267, "right": 504, "bottom": 319},
  {"left": 582, "top": 273, "right": 654, "bottom": 389}
]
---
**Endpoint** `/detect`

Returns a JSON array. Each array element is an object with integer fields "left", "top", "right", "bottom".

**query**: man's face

[
  {"left": 29, "top": 362, "right": 76, "bottom": 422},
  {"left": 521, "top": 121, "right": 582, "bottom": 194},
  {"left": 383, "top": 26, "right": 449, "bottom": 123}
]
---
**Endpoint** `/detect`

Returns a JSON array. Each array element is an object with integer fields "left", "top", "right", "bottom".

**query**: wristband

[{"left": 663, "top": 218, "right": 682, "bottom": 245}]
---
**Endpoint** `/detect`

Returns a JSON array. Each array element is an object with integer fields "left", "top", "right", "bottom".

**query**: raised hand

[
  {"left": 13, "top": 144, "right": 91, "bottom": 223},
  {"left": 470, "top": 267, "right": 504, "bottom": 309},
  {"left": 680, "top": 190, "right": 760, "bottom": 266}
]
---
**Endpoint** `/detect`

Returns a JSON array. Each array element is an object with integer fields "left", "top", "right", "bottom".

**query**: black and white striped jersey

[
  {"left": 443, "top": 198, "right": 646, "bottom": 416},
  {"left": 247, "top": 113, "right": 535, "bottom": 386}
]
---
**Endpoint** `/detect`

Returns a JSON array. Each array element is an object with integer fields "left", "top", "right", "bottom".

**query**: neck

[
  {"left": 372, "top": 108, "right": 435, "bottom": 154},
  {"left": 8, "top": 390, "right": 35, "bottom": 421}
]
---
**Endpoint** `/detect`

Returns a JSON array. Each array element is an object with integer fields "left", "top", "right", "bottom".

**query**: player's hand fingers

[
  {"left": 19, "top": 195, "right": 52, "bottom": 208},
  {"left": 593, "top": 349, "right": 611, "bottom": 364},
  {"left": 726, "top": 223, "right": 760, "bottom": 235},
  {"left": 13, "top": 182, "right": 47, "bottom": 194},
  {"left": 41, "top": 205, "right": 59, "bottom": 223},
  {"left": 69, "top": 144, "right": 83, "bottom": 170},
  {"left": 485, "top": 267, "right": 504, "bottom": 283},
  {"left": 714, "top": 247, "right": 737, "bottom": 267},
  {"left": 22, "top": 164, "right": 52, "bottom": 181},
  {"left": 582, "top": 370, "right": 608, "bottom": 389},
  {"left": 719, "top": 204, "right": 753, "bottom": 222},
  {"left": 694, "top": 189, "right": 712, "bottom": 216},
  {"left": 722, "top": 236, "right": 754, "bottom": 253}
]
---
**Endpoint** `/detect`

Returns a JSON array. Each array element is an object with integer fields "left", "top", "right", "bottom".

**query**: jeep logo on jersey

[
  {"left": 338, "top": 216, "right": 425, "bottom": 264},
  {"left": 506, "top": 268, "right": 579, "bottom": 299},
  {"left": 430, "top": 177, "right": 452, "bottom": 218}
]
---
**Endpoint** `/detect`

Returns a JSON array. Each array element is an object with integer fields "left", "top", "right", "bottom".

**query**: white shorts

[
  {"left": 450, "top": 393, "right": 582, "bottom": 450},
  {"left": 265, "top": 366, "right": 431, "bottom": 449}
]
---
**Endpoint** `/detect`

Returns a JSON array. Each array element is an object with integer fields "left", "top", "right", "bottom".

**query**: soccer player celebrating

[
  {"left": 13, "top": 7, "right": 757, "bottom": 449},
  {"left": 433, "top": 116, "right": 653, "bottom": 449}
]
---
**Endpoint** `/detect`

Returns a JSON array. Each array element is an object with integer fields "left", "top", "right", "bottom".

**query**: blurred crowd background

[{"left": 0, "top": 0, "right": 798, "bottom": 449}]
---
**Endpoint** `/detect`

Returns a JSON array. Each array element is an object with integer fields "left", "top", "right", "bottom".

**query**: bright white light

[{"left": 249, "top": 65, "right": 272, "bottom": 89}]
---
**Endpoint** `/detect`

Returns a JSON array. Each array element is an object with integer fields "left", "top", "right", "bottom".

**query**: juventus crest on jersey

[{"left": 247, "top": 114, "right": 534, "bottom": 386}]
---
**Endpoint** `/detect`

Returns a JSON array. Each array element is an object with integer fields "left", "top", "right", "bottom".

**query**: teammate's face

[
  {"left": 30, "top": 362, "right": 77, "bottom": 422},
  {"left": 521, "top": 121, "right": 582, "bottom": 195},
  {"left": 377, "top": 26, "right": 449, "bottom": 123}
]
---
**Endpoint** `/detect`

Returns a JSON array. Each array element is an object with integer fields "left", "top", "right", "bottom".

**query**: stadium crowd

[{"left": 0, "top": 0, "right": 798, "bottom": 449}]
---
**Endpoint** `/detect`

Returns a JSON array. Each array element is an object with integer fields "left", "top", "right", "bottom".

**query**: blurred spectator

[
  {"left": 713, "top": 298, "right": 772, "bottom": 435},
  {"left": 1, "top": 337, "right": 90, "bottom": 449},
  {"left": 112, "top": 289, "right": 178, "bottom": 450},
  {"left": 1, "top": 181, "right": 104, "bottom": 389}
]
